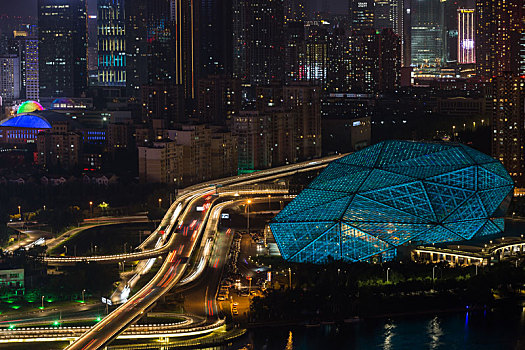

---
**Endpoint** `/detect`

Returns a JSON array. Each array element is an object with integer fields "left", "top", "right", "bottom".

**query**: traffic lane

[{"left": 65, "top": 196, "right": 213, "bottom": 349}]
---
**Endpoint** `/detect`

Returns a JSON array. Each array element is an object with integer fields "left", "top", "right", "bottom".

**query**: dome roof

[
  {"left": 0, "top": 114, "right": 52, "bottom": 129},
  {"left": 270, "top": 140, "right": 514, "bottom": 263},
  {"left": 17, "top": 101, "right": 44, "bottom": 114}
]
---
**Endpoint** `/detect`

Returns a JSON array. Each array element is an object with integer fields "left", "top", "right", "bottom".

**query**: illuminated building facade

[
  {"left": 0, "top": 55, "right": 20, "bottom": 101},
  {"left": 411, "top": 0, "right": 445, "bottom": 68},
  {"left": 270, "top": 140, "right": 514, "bottom": 263},
  {"left": 489, "top": 74, "right": 525, "bottom": 184},
  {"left": 457, "top": 9, "right": 475, "bottom": 64},
  {"left": 38, "top": 0, "right": 88, "bottom": 97},
  {"left": 475, "top": 0, "right": 521, "bottom": 79},
  {"left": 171, "top": 0, "right": 198, "bottom": 100},
  {"left": 350, "top": 0, "right": 374, "bottom": 32},
  {"left": 97, "top": 0, "right": 126, "bottom": 86}
]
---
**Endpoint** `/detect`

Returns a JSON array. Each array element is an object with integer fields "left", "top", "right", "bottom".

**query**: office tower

[
  {"left": 411, "top": 0, "right": 445, "bottom": 68},
  {"left": 197, "top": 75, "right": 241, "bottom": 125},
  {"left": 347, "top": 29, "right": 400, "bottom": 93},
  {"left": 126, "top": 0, "right": 175, "bottom": 100},
  {"left": 327, "top": 27, "right": 350, "bottom": 93},
  {"left": 476, "top": 0, "right": 521, "bottom": 79},
  {"left": 97, "top": 0, "right": 126, "bottom": 87},
  {"left": 489, "top": 74, "right": 525, "bottom": 184},
  {"left": 200, "top": 0, "right": 233, "bottom": 78},
  {"left": 0, "top": 55, "right": 20, "bottom": 101},
  {"left": 172, "top": 0, "right": 198, "bottom": 100},
  {"left": 24, "top": 36, "right": 39, "bottom": 100},
  {"left": 350, "top": 0, "right": 374, "bottom": 32},
  {"left": 141, "top": 82, "right": 184, "bottom": 126},
  {"left": 304, "top": 21, "right": 328, "bottom": 87},
  {"left": 244, "top": 0, "right": 285, "bottom": 85},
  {"left": 374, "top": 0, "right": 398, "bottom": 30},
  {"left": 38, "top": 0, "right": 88, "bottom": 98},
  {"left": 284, "top": 0, "right": 306, "bottom": 23},
  {"left": 284, "top": 21, "right": 306, "bottom": 82},
  {"left": 398, "top": 0, "right": 411, "bottom": 67},
  {"left": 457, "top": 9, "right": 475, "bottom": 64}
]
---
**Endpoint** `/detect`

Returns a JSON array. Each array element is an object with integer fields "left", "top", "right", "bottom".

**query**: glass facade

[{"left": 270, "top": 140, "right": 514, "bottom": 264}]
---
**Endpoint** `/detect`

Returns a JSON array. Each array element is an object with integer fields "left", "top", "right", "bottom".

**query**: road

[
  {"left": 64, "top": 192, "right": 216, "bottom": 349},
  {"left": 62, "top": 156, "right": 344, "bottom": 349}
]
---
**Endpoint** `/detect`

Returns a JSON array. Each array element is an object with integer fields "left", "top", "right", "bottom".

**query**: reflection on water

[
  {"left": 230, "top": 304, "right": 525, "bottom": 350},
  {"left": 427, "top": 316, "right": 442, "bottom": 349},
  {"left": 382, "top": 321, "right": 396, "bottom": 350}
]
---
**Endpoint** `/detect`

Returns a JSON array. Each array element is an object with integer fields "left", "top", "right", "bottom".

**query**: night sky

[{"left": 0, "top": 0, "right": 347, "bottom": 17}]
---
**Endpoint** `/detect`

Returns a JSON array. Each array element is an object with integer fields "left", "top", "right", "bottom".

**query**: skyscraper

[
  {"left": 476, "top": 0, "right": 521, "bottom": 79},
  {"left": 243, "top": 0, "right": 285, "bottom": 85},
  {"left": 457, "top": 9, "right": 475, "bottom": 64},
  {"left": 38, "top": 0, "right": 88, "bottom": 98},
  {"left": 199, "top": 0, "right": 233, "bottom": 78},
  {"left": 489, "top": 74, "right": 525, "bottom": 184},
  {"left": 349, "top": 0, "right": 374, "bottom": 32},
  {"left": 126, "top": 0, "right": 175, "bottom": 100},
  {"left": 97, "top": 0, "right": 126, "bottom": 87},
  {"left": 410, "top": 0, "right": 445, "bottom": 68},
  {"left": 0, "top": 55, "right": 20, "bottom": 101},
  {"left": 172, "top": 0, "right": 198, "bottom": 100}
]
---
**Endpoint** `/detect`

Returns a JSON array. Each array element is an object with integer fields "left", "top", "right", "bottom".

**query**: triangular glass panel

[
  {"left": 290, "top": 225, "right": 341, "bottom": 263},
  {"left": 377, "top": 141, "right": 451, "bottom": 167},
  {"left": 426, "top": 166, "right": 477, "bottom": 190},
  {"left": 274, "top": 188, "right": 350, "bottom": 221},
  {"left": 269, "top": 222, "right": 335, "bottom": 259},
  {"left": 360, "top": 181, "right": 436, "bottom": 221},
  {"left": 424, "top": 182, "right": 474, "bottom": 221},
  {"left": 477, "top": 166, "right": 514, "bottom": 190},
  {"left": 344, "top": 194, "right": 427, "bottom": 224},
  {"left": 444, "top": 219, "right": 486, "bottom": 240},
  {"left": 414, "top": 225, "right": 463, "bottom": 244},
  {"left": 475, "top": 220, "right": 502, "bottom": 238},
  {"left": 345, "top": 221, "right": 433, "bottom": 246},
  {"left": 282, "top": 196, "right": 353, "bottom": 223},
  {"left": 444, "top": 193, "right": 486, "bottom": 223},
  {"left": 337, "top": 142, "right": 384, "bottom": 168},
  {"left": 340, "top": 222, "right": 390, "bottom": 261},
  {"left": 357, "top": 169, "right": 415, "bottom": 192}
]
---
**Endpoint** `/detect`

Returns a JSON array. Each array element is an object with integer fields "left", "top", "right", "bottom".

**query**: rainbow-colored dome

[{"left": 17, "top": 101, "right": 44, "bottom": 114}]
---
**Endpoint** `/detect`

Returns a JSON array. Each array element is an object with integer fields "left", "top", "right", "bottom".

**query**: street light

[
  {"left": 89, "top": 201, "right": 93, "bottom": 217},
  {"left": 432, "top": 266, "right": 437, "bottom": 282},
  {"left": 247, "top": 199, "right": 252, "bottom": 235},
  {"left": 64, "top": 246, "right": 67, "bottom": 255},
  {"left": 268, "top": 195, "right": 271, "bottom": 209},
  {"left": 386, "top": 267, "right": 391, "bottom": 283},
  {"left": 158, "top": 198, "right": 162, "bottom": 208},
  {"left": 18, "top": 206, "right": 21, "bottom": 218},
  {"left": 41, "top": 296, "right": 44, "bottom": 310},
  {"left": 82, "top": 289, "right": 86, "bottom": 303}
]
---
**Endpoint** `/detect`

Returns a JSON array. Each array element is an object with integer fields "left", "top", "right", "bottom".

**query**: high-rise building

[
  {"left": 304, "top": 21, "right": 328, "bottom": 87},
  {"left": 457, "top": 9, "right": 475, "bottom": 64},
  {"left": 284, "top": 21, "right": 306, "bottom": 83},
  {"left": 97, "top": 0, "right": 126, "bottom": 87},
  {"left": 0, "top": 55, "right": 20, "bottom": 101},
  {"left": 172, "top": 0, "right": 198, "bottom": 100},
  {"left": 326, "top": 27, "right": 350, "bottom": 93},
  {"left": 38, "top": 0, "right": 88, "bottom": 98},
  {"left": 141, "top": 81, "right": 185, "bottom": 126},
  {"left": 126, "top": 0, "right": 175, "bottom": 100},
  {"left": 24, "top": 36, "right": 39, "bottom": 100},
  {"left": 489, "top": 74, "right": 525, "bottom": 184},
  {"left": 199, "top": 0, "right": 233, "bottom": 78},
  {"left": 284, "top": 0, "right": 306, "bottom": 23},
  {"left": 374, "top": 0, "right": 398, "bottom": 30},
  {"left": 411, "top": 0, "right": 445, "bottom": 68},
  {"left": 197, "top": 75, "right": 241, "bottom": 125},
  {"left": 398, "top": 0, "right": 411, "bottom": 68},
  {"left": 243, "top": 0, "right": 285, "bottom": 85},
  {"left": 476, "top": 0, "right": 521, "bottom": 79},
  {"left": 349, "top": 0, "right": 374, "bottom": 32}
]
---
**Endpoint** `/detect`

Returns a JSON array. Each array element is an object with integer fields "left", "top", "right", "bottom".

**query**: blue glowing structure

[
  {"left": 270, "top": 141, "right": 514, "bottom": 263},
  {"left": 0, "top": 114, "right": 52, "bottom": 129}
]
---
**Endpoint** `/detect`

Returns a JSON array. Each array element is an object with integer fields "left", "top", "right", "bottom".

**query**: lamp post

[
  {"left": 247, "top": 199, "right": 252, "bottom": 235},
  {"left": 82, "top": 289, "right": 85, "bottom": 303},
  {"left": 288, "top": 267, "right": 292, "bottom": 289},
  {"left": 247, "top": 276, "right": 252, "bottom": 291},
  {"left": 89, "top": 201, "right": 93, "bottom": 217},
  {"left": 433, "top": 266, "right": 437, "bottom": 282},
  {"left": 386, "top": 267, "right": 391, "bottom": 283},
  {"left": 158, "top": 198, "right": 162, "bottom": 208},
  {"left": 18, "top": 206, "right": 21, "bottom": 216},
  {"left": 64, "top": 246, "right": 67, "bottom": 255},
  {"left": 41, "top": 296, "right": 44, "bottom": 310},
  {"left": 268, "top": 195, "right": 271, "bottom": 209}
]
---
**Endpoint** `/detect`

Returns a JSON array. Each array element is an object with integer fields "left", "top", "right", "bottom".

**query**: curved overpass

[{"left": 63, "top": 156, "right": 340, "bottom": 350}]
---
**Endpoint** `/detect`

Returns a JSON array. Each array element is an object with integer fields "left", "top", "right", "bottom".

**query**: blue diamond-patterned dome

[{"left": 270, "top": 140, "right": 514, "bottom": 263}]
